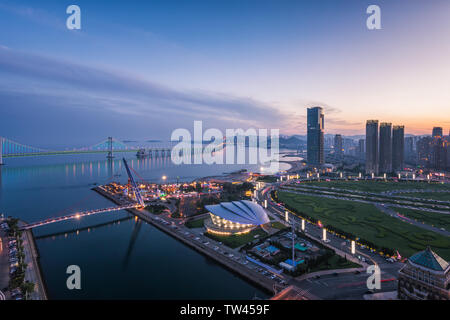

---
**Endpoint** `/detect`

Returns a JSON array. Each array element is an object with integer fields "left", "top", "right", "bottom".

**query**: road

[
  {"left": 258, "top": 184, "right": 403, "bottom": 299},
  {"left": 279, "top": 186, "right": 450, "bottom": 237}
]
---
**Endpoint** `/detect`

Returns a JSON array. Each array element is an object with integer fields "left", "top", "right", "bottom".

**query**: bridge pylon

[{"left": 107, "top": 136, "right": 114, "bottom": 159}]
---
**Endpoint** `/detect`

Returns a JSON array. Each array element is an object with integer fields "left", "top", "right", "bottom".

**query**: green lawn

[
  {"left": 278, "top": 191, "right": 450, "bottom": 260},
  {"left": 204, "top": 228, "right": 268, "bottom": 249},
  {"left": 396, "top": 192, "right": 450, "bottom": 202},
  {"left": 185, "top": 218, "right": 206, "bottom": 229},
  {"left": 394, "top": 208, "right": 450, "bottom": 231},
  {"left": 303, "top": 180, "right": 450, "bottom": 193}
]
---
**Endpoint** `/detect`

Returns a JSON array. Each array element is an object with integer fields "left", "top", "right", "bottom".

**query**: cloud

[{"left": 0, "top": 46, "right": 291, "bottom": 140}]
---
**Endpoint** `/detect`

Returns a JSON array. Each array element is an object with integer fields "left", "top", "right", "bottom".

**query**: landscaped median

[{"left": 275, "top": 191, "right": 450, "bottom": 261}]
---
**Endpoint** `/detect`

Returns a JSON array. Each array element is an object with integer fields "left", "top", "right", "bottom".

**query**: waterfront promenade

[{"left": 93, "top": 186, "right": 288, "bottom": 297}]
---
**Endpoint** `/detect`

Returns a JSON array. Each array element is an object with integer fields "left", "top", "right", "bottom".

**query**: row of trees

[{"left": 6, "top": 218, "right": 35, "bottom": 300}]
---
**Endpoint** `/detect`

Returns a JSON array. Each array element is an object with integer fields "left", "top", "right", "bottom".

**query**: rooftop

[
  {"left": 409, "top": 247, "right": 449, "bottom": 272},
  {"left": 205, "top": 200, "right": 270, "bottom": 226}
]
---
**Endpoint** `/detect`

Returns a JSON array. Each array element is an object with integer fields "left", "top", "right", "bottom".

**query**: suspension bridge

[
  {"left": 0, "top": 136, "right": 174, "bottom": 165},
  {"left": 0, "top": 136, "right": 226, "bottom": 165}
]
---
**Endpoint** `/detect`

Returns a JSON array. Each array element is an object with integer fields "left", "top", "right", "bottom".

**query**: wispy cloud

[{"left": 0, "top": 46, "right": 290, "bottom": 135}]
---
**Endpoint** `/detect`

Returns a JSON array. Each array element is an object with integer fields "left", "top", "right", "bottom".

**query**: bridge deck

[{"left": 21, "top": 204, "right": 140, "bottom": 230}]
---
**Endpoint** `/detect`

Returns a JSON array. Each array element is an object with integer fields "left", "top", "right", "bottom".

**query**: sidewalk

[{"left": 21, "top": 230, "right": 47, "bottom": 300}]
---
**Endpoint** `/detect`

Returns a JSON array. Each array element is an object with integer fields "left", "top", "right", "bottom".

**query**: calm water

[{"left": 0, "top": 151, "right": 288, "bottom": 299}]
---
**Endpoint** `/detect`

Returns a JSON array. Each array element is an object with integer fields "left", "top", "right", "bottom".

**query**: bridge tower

[
  {"left": 107, "top": 137, "right": 114, "bottom": 159},
  {"left": 122, "top": 158, "right": 145, "bottom": 207}
]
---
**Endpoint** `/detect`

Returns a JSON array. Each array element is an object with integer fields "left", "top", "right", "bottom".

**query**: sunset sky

[{"left": 1, "top": 0, "right": 449, "bottom": 146}]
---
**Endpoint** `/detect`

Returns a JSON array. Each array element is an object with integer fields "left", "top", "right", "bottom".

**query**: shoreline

[
  {"left": 21, "top": 225, "right": 48, "bottom": 300},
  {"left": 93, "top": 186, "right": 276, "bottom": 296}
]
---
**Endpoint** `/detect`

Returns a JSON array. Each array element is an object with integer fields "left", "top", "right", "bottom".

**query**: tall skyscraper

[
  {"left": 404, "top": 136, "right": 414, "bottom": 163},
  {"left": 365, "top": 120, "right": 379, "bottom": 174},
  {"left": 417, "top": 136, "right": 433, "bottom": 167},
  {"left": 392, "top": 125, "right": 405, "bottom": 172},
  {"left": 432, "top": 127, "right": 443, "bottom": 138},
  {"left": 307, "top": 107, "right": 324, "bottom": 166},
  {"left": 379, "top": 123, "right": 392, "bottom": 173},
  {"left": 334, "top": 134, "right": 343, "bottom": 160},
  {"left": 358, "top": 139, "right": 365, "bottom": 160}
]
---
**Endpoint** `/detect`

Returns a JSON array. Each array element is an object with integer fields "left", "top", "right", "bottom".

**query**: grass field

[
  {"left": 394, "top": 208, "right": 450, "bottom": 231},
  {"left": 204, "top": 228, "right": 268, "bottom": 249},
  {"left": 303, "top": 180, "right": 450, "bottom": 193},
  {"left": 396, "top": 192, "right": 450, "bottom": 202},
  {"left": 278, "top": 191, "right": 450, "bottom": 260}
]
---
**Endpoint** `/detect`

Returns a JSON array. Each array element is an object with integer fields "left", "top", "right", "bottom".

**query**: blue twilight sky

[{"left": 0, "top": 0, "right": 449, "bottom": 147}]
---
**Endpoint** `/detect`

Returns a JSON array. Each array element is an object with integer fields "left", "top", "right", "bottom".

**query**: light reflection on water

[{"left": 0, "top": 150, "right": 286, "bottom": 299}]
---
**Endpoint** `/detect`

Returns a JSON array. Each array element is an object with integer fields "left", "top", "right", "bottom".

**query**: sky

[{"left": 0, "top": 0, "right": 449, "bottom": 147}]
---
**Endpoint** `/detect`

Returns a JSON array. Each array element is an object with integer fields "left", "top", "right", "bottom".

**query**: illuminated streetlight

[{"left": 351, "top": 240, "right": 356, "bottom": 255}]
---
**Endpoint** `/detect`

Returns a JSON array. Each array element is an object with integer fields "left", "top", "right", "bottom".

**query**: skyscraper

[
  {"left": 404, "top": 136, "right": 414, "bottom": 163},
  {"left": 365, "top": 120, "right": 379, "bottom": 174},
  {"left": 392, "top": 125, "right": 405, "bottom": 172},
  {"left": 307, "top": 107, "right": 324, "bottom": 166},
  {"left": 379, "top": 122, "right": 392, "bottom": 173},
  {"left": 358, "top": 139, "right": 365, "bottom": 161},
  {"left": 432, "top": 127, "right": 443, "bottom": 138},
  {"left": 334, "top": 134, "right": 343, "bottom": 160}
]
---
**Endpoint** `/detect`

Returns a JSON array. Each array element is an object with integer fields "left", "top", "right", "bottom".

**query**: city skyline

[{"left": 0, "top": 0, "right": 450, "bottom": 147}]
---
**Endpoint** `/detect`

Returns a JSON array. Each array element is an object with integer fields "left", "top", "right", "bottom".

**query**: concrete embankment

[
  {"left": 93, "top": 187, "right": 276, "bottom": 295},
  {"left": 24, "top": 229, "right": 48, "bottom": 300}
]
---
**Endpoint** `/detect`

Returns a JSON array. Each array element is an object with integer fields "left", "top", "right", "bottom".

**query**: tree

[{"left": 21, "top": 281, "right": 35, "bottom": 300}]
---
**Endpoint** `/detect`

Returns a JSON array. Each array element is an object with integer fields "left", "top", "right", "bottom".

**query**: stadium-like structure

[{"left": 204, "top": 200, "right": 270, "bottom": 235}]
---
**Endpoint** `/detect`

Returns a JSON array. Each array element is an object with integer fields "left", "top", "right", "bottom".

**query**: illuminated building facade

[{"left": 204, "top": 200, "right": 270, "bottom": 235}]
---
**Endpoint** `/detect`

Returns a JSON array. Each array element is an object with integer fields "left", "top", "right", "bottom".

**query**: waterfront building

[
  {"left": 204, "top": 200, "right": 270, "bottom": 235},
  {"left": 398, "top": 247, "right": 449, "bottom": 300},
  {"left": 392, "top": 125, "right": 405, "bottom": 172},
  {"left": 307, "top": 107, "right": 324, "bottom": 166},
  {"left": 334, "top": 134, "right": 343, "bottom": 160},
  {"left": 365, "top": 120, "right": 379, "bottom": 175},
  {"left": 379, "top": 122, "right": 392, "bottom": 173}
]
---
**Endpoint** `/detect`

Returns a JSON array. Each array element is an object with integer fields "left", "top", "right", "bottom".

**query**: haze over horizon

[{"left": 1, "top": 0, "right": 449, "bottom": 147}]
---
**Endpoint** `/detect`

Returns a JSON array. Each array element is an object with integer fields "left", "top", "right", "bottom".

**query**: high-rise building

[
  {"left": 392, "top": 125, "right": 405, "bottom": 172},
  {"left": 307, "top": 107, "right": 324, "bottom": 166},
  {"left": 358, "top": 139, "right": 365, "bottom": 161},
  {"left": 432, "top": 127, "right": 443, "bottom": 138},
  {"left": 365, "top": 120, "right": 379, "bottom": 175},
  {"left": 404, "top": 136, "right": 414, "bottom": 163},
  {"left": 379, "top": 122, "right": 392, "bottom": 173},
  {"left": 334, "top": 134, "right": 343, "bottom": 160},
  {"left": 432, "top": 137, "right": 448, "bottom": 171},
  {"left": 417, "top": 136, "right": 433, "bottom": 167}
]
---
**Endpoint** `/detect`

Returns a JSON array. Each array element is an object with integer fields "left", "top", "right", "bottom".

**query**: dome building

[{"left": 204, "top": 200, "right": 270, "bottom": 236}]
